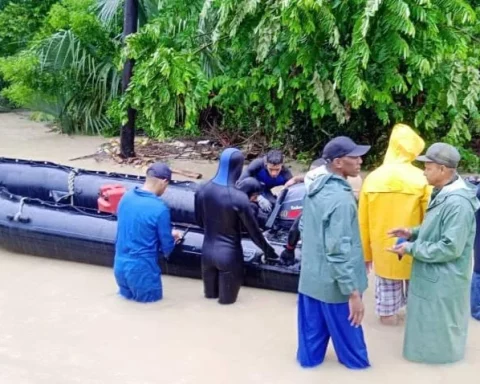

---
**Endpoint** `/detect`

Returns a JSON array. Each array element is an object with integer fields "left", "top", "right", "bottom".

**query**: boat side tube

[
  {"left": 0, "top": 188, "right": 300, "bottom": 293},
  {"left": 0, "top": 157, "right": 198, "bottom": 225}
]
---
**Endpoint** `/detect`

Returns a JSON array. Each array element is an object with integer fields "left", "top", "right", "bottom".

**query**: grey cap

[
  {"left": 416, "top": 143, "right": 461, "bottom": 168},
  {"left": 146, "top": 162, "right": 172, "bottom": 181}
]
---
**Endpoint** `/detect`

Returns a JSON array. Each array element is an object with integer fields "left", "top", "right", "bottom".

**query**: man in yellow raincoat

[
  {"left": 358, "top": 124, "right": 431, "bottom": 325},
  {"left": 389, "top": 143, "right": 480, "bottom": 364}
]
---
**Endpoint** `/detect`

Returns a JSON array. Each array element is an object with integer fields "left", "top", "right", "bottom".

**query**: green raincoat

[
  {"left": 403, "top": 177, "right": 480, "bottom": 364},
  {"left": 298, "top": 166, "right": 368, "bottom": 303}
]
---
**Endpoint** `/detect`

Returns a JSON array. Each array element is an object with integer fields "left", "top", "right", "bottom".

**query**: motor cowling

[{"left": 98, "top": 184, "right": 126, "bottom": 215}]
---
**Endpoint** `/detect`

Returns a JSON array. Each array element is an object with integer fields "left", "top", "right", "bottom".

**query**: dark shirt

[{"left": 239, "top": 157, "right": 293, "bottom": 191}]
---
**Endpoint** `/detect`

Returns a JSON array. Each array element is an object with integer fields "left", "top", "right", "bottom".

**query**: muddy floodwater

[{"left": 0, "top": 112, "right": 479, "bottom": 384}]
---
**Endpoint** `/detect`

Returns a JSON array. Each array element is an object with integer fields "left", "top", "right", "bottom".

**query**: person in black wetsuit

[
  {"left": 194, "top": 148, "right": 279, "bottom": 305},
  {"left": 238, "top": 149, "right": 303, "bottom": 213}
]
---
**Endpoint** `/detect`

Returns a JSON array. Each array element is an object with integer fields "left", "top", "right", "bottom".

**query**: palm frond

[
  {"left": 139, "top": 0, "right": 161, "bottom": 22},
  {"left": 95, "top": 0, "right": 124, "bottom": 25},
  {"left": 95, "top": 0, "right": 165, "bottom": 27},
  {"left": 34, "top": 30, "right": 120, "bottom": 134}
]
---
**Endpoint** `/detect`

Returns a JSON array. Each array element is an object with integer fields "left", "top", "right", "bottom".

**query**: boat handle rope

[
  {"left": 7, "top": 197, "right": 31, "bottom": 224},
  {"left": 66, "top": 168, "right": 79, "bottom": 206}
]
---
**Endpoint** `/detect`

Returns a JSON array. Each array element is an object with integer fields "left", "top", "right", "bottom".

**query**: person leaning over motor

[{"left": 238, "top": 149, "right": 303, "bottom": 213}]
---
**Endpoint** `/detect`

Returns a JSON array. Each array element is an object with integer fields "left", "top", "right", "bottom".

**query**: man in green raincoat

[{"left": 388, "top": 143, "right": 480, "bottom": 364}]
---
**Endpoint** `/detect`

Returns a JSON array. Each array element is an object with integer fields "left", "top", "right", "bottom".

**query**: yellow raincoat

[{"left": 358, "top": 124, "right": 432, "bottom": 280}]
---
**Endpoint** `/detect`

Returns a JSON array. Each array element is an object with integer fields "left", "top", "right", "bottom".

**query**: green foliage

[
  {"left": 0, "top": 0, "right": 58, "bottom": 57},
  {"left": 0, "top": 0, "right": 479, "bottom": 170},
  {"left": 116, "top": 1, "right": 211, "bottom": 137},
  {"left": 0, "top": 0, "right": 121, "bottom": 134},
  {"left": 0, "top": 0, "right": 59, "bottom": 109},
  {"left": 340, "top": 0, "right": 480, "bottom": 146},
  {"left": 95, "top": 0, "right": 159, "bottom": 27},
  {"left": 201, "top": 0, "right": 480, "bottom": 168},
  {"left": 0, "top": 51, "right": 55, "bottom": 106}
]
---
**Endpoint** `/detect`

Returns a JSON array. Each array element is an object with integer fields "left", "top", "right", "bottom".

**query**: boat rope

[
  {"left": 67, "top": 169, "right": 79, "bottom": 205},
  {"left": 12, "top": 197, "right": 26, "bottom": 222}
]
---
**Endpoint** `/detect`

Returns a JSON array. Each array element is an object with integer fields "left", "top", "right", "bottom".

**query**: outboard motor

[
  {"left": 262, "top": 183, "right": 306, "bottom": 250},
  {"left": 278, "top": 183, "right": 304, "bottom": 223},
  {"left": 263, "top": 183, "right": 305, "bottom": 230}
]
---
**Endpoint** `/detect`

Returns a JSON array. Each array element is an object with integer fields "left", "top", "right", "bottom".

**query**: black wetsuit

[
  {"left": 236, "top": 176, "right": 263, "bottom": 224},
  {"left": 280, "top": 214, "right": 301, "bottom": 265},
  {"left": 194, "top": 148, "right": 277, "bottom": 304}
]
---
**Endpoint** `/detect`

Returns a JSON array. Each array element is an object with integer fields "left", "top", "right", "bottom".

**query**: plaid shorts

[{"left": 375, "top": 276, "right": 409, "bottom": 316}]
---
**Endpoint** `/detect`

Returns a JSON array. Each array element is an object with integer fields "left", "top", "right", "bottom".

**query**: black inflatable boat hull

[
  {"left": 0, "top": 157, "right": 305, "bottom": 230},
  {"left": 0, "top": 190, "right": 300, "bottom": 293},
  {"left": 0, "top": 157, "right": 198, "bottom": 225}
]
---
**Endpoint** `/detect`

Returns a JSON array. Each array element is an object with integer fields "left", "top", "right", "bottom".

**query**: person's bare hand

[
  {"left": 348, "top": 291, "right": 365, "bottom": 327},
  {"left": 387, "top": 242, "right": 408, "bottom": 256},
  {"left": 387, "top": 227, "right": 412, "bottom": 240},
  {"left": 284, "top": 179, "right": 297, "bottom": 188},
  {"left": 172, "top": 229, "right": 182, "bottom": 243}
]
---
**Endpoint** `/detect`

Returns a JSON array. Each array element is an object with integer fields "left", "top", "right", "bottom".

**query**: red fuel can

[{"left": 98, "top": 184, "right": 126, "bottom": 214}]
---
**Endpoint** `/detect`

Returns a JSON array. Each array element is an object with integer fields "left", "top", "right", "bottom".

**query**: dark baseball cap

[
  {"left": 416, "top": 143, "right": 461, "bottom": 169},
  {"left": 322, "top": 136, "right": 371, "bottom": 162},
  {"left": 146, "top": 162, "right": 172, "bottom": 181}
]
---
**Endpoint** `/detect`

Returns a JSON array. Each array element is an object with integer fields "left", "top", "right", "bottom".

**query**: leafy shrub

[{"left": 0, "top": 0, "right": 121, "bottom": 134}]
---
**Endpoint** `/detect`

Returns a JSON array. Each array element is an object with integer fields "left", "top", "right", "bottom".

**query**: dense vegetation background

[{"left": 0, "top": 0, "right": 479, "bottom": 170}]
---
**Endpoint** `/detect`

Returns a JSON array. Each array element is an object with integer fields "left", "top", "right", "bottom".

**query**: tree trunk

[{"left": 120, "top": 0, "right": 138, "bottom": 158}]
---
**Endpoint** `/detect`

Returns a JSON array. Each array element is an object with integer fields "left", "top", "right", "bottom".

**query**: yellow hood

[{"left": 383, "top": 124, "right": 425, "bottom": 164}]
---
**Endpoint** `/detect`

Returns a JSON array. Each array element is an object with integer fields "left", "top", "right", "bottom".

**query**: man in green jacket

[
  {"left": 297, "top": 136, "right": 371, "bottom": 370},
  {"left": 389, "top": 142, "right": 480, "bottom": 364}
]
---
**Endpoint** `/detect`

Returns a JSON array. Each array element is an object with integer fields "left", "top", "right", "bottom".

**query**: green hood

[
  {"left": 299, "top": 164, "right": 368, "bottom": 303},
  {"left": 433, "top": 176, "right": 480, "bottom": 211}
]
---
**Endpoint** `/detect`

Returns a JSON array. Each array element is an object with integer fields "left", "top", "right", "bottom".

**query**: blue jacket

[
  {"left": 115, "top": 187, "right": 175, "bottom": 260},
  {"left": 298, "top": 165, "right": 368, "bottom": 303}
]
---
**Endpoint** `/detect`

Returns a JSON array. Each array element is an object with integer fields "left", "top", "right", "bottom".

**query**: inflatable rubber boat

[
  {"left": 0, "top": 157, "right": 305, "bottom": 292},
  {"left": 0, "top": 157, "right": 303, "bottom": 230}
]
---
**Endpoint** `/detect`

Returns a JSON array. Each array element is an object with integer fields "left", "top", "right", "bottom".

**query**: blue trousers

[
  {"left": 297, "top": 293, "right": 370, "bottom": 369},
  {"left": 114, "top": 257, "right": 163, "bottom": 303},
  {"left": 472, "top": 272, "right": 480, "bottom": 321}
]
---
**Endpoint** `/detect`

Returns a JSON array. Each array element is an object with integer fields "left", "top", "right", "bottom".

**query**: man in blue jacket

[
  {"left": 297, "top": 136, "right": 371, "bottom": 370},
  {"left": 114, "top": 163, "right": 181, "bottom": 303}
]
